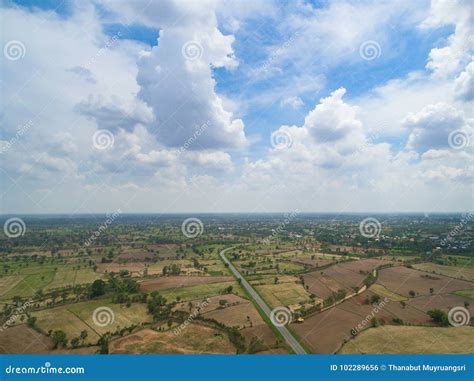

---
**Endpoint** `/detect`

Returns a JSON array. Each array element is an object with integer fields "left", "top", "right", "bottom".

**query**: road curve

[{"left": 219, "top": 247, "right": 307, "bottom": 354}]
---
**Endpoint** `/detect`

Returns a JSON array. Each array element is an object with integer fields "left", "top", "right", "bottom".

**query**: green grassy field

[
  {"left": 452, "top": 289, "right": 474, "bottom": 299},
  {"left": 413, "top": 262, "right": 474, "bottom": 282},
  {"left": 255, "top": 282, "right": 312, "bottom": 308},
  {"left": 371, "top": 284, "right": 407, "bottom": 301}
]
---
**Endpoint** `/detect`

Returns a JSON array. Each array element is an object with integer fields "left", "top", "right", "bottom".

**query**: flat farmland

[
  {"left": 377, "top": 266, "right": 474, "bottom": 297},
  {"left": 407, "top": 293, "right": 474, "bottom": 314},
  {"left": 32, "top": 300, "right": 152, "bottom": 344},
  {"left": 139, "top": 275, "right": 233, "bottom": 292},
  {"left": 413, "top": 263, "right": 474, "bottom": 282},
  {"left": 302, "top": 259, "right": 385, "bottom": 299},
  {"left": 159, "top": 281, "right": 242, "bottom": 302},
  {"left": 109, "top": 325, "right": 235, "bottom": 354},
  {"left": 339, "top": 326, "right": 474, "bottom": 354},
  {"left": 173, "top": 294, "right": 246, "bottom": 314},
  {"left": 202, "top": 301, "right": 263, "bottom": 328},
  {"left": 255, "top": 282, "right": 313, "bottom": 308},
  {"left": 0, "top": 324, "right": 52, "bottom": 354},
  {"left": 290, "top": 295, "right": 376, "bottom": 353}
]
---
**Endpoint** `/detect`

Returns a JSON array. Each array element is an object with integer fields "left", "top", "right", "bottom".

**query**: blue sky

[{"left": 1, "top": 0, "right": 472, "bottom": 213}]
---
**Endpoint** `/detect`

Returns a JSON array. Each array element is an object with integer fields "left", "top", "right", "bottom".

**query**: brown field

[
  {"left": 109, "top": 325, "right": 235, "bottom": 354},
  {"left": 173, "top": 294, "right": 247, "bottom": 314},
  {"left": 290, "top": 289, "right": 437, "bottom": 353},
  {"left": 407, "top": 293, "right": 474, "bottom": 314},
  {"left": 302, "top": 259, "right": 385, "bottom": 298},
  {"left": 240, "top": 325, "right": 280, "bottom": 352},
  {"left": 114, "top": 250, "right": 156, "bottom": 262},
  {"left": 140, "top": 275, "right": 232, "bottom": 292},
  {"left": 97, "top": 262, "right": 147, "bottom": 275},
  {"left": 377, "top": 266, "right": 474, "bottom": 297},
  {"left": 0, "top": 324, "right": 52, "bottom": 354},
  {"left": 291, "top": 294, "right": 376, "bottom": 353},
  {"left": 340, "top": 326, "right": 474, "bottom": 354},
  {"left": 203, "top": 302, "right": 263, "bottom": 328},
  {"left": 291, "top": 258, "right": 334, "bottom": 267}
]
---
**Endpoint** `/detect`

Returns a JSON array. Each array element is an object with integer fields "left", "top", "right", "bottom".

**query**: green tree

[
  {"left": 51, "top": 330, "right": 67, "bottom": 349},
  {"left": 90, "top": 279, "right": 106, "bottom": 298}
]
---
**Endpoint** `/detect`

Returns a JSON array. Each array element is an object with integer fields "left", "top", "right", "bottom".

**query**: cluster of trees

[{"left": 162, "top": 264, "right": 181, "bottom": 276}]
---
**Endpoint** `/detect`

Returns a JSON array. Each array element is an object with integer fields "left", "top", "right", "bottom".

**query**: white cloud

[
  {"left": 454, "top": 62, "right": 474, "bottom": 102},
  {"left": 280, "top": 96, "right": 304, "bottom": 109},
  {"left": 421, "top": 0, "right": 472, "bottom": 78},
  {"left": 403, "top": 103, "right": 472, "bottom": 152}
]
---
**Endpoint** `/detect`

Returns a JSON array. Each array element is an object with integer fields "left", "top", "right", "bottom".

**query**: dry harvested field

[
  {"left": 291, "top": 258, "right": 335, "bottom": 267},
  {"left": 109, "top": 326, "right": 235, "bottom": 354},
  {"left": 413, "top": 263, "right": 474, "bottom": 282},
  {"left": 0, "top": 324, "right": 52, "bottom": 354},
  {"left": 407, "top": 293, "right": 474, "bottom": 314},
  {"left": 302, "top": 259, "right": 386, "bottom": 299},
  {"left": 377, "top": 266, "right": 474, "bottom": 297},
  {"left": 173, "top": 294, "right": 247, "bottom": 314},
  {"left": 241, "top": 325, "right": 280, "bottom": 352},
  {"left": 291, "top": 294, "right": 376, "bottom": 353},
  {"left": 291, "top": 289, "right": 436, "bottom": 353},
  {"left": 32, "top": 300, "right": 152, "bottom": 344},
  {"left": 115, "top": 250, "right": 155, "bottom": 262},
  {"left": 203, "top": 302, "right": 263, "bottom": 328},
  {"left": 340, "top": 326, "right": 474, "bottom": 354},
  {"left": 140, "top": 275, "right": 233, "bottom": 292},
  {"left": 96, "top": 262, "right": 147, "bottom": 275}
]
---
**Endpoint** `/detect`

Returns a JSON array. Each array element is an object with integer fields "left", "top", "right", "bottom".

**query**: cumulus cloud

[
  {"left": 101, "top": 0, "right": 248, "bottom": 150},
  {"left": 421, "top": 0, "right": 472, "bottom": 78},
  {"left": 454, "top": 62, "right": 474, "bottom": 102},
  {"left": 403, "top": 103, "right": 472, "bottom": 152}
]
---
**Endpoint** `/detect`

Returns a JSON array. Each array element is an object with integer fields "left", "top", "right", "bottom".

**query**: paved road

[{"left": 219, "top": 247, "right": 307, "bottom": 354}]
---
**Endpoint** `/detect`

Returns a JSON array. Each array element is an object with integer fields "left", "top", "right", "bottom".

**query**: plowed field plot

[
  {"left": 139, "top": 276, "right": 232, "bottom": 292},
  {"left": 0, "top": 324, "right": 52, "bottom": 354},
  {"left": 377, "top": 266, "right": 474, "bottom": 298}
]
